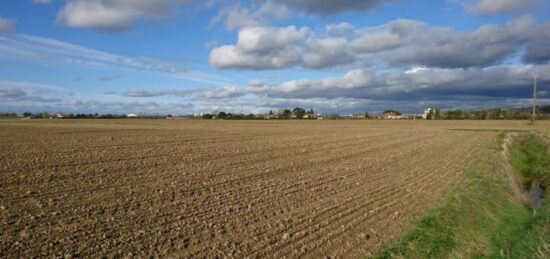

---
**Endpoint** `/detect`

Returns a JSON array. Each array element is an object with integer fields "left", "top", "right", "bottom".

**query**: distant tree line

[
  {"left": 202, "top": 107, "right": 318, "bottom": 120},
  {"left": 426, "top": 106, "right": 550, "bottom": 120},
  {"left": 4, "top": 105, "right": 550, "bottom": 120}
]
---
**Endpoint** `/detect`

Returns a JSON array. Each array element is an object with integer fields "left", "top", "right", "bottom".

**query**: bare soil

[{"left": 1, "top": 119, "right": 548, "bottom": 258}]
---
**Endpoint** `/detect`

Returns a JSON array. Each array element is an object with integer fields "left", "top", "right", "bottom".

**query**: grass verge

[
  {"left": 509, "top": 134, "right": 550, "bottom": 188},
  {"left": 372, "top": 133, "right": 549, "bottom": 258}
]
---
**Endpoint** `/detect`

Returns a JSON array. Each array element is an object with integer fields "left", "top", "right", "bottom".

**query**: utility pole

[{"left": 531, "top": 74, "right": 538, "bottom": 125}]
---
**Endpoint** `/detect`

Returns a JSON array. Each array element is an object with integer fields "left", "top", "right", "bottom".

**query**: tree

[
  {"left": 281, "top": 109, "right": 291, "bottom": 119},
  {"left": 494, "top": 108, "right": 503, "bottom": 120},
  {"left": 383, "top": 110, "right": 401, "bottom": 115},
  {"left": 426, "top": 109, "right": 434, "bottom": 120},
  {"left": 445, "top": 109, "right": 464, "bottom": 120},
  {"left": 218, "top": 111, "right": 227, "bottom": 119},
  {"left": 364, "top": 112, "right": 370, "bottom": 119},
  {"left": 202, "top": 114, "right": 213, "bottom": 119},
  {"left": 328, "top": 113, "right": 340, "bottom": 120},
  {"left": 293, "top": 107, "right": 306, "bottom": 119},
  {"left": 474, "top": 110, "right": 488, "bottom": 120}
]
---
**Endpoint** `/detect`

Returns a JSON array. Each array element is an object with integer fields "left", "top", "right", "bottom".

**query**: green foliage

[
  {"left": 293, "top": 107, "right": 306, "bottom": 119},
  {"left": 327, "top": 113, "right": 340, "bottom": 120},
  {"left": 474, "top": 110, "right": 488, "bottom": 120},
  {"left": 217, "top": 111, "right": 228, "bottom": 119},
  {"left": 434, "top": 109, "right": 440, "bottom": 119},
  {"left": 444, "top": 109, "right": 464, "bottom": 120},
  {"left": 502, "top": 198, "right": 550, "bottom": 258},
  {"left": 280, "top": 109, "right": 292, "bottom": 119},
  {"left": 509, "top": 135, "right": 550, "bottom": 187},
  {"left": 426, "top": 109, "right": 434, "bottom": 120},
  {"left": 201, "top": 113, "right": 213, "bottom": 119}
]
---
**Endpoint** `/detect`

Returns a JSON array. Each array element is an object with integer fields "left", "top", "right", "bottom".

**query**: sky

[{"left": 0, "top": 0, "right": 549, "bottom": 115}]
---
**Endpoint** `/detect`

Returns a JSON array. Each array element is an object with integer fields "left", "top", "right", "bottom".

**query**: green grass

[
  {"left": 509, "top": 134, "right": 550, "bottom": 188},
  {"left": 372, "top": 132, "right": 549, "bottom": 259},
  {"left": 498, "top": 198, "right": 550, "bottom": 258}
]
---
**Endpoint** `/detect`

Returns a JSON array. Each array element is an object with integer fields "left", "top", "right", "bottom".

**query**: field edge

[{"left": 371, "top": 131, "right": 549, "bottom": 258}]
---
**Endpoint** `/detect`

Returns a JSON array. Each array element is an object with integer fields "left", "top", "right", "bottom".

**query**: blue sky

[{"left": 0, "top": 0, "right": 549, "bottom": 114}]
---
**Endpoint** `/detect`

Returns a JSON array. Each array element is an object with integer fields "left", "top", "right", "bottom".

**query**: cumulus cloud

[
  {"left": 114, "top": 63, "right": 548, "bottom": 113},
  {"left": 211, "top": 16, "right": 550, "bottom": 70},
  {"left": 350, "top": 29, "right": 404, "bottom": 54},
  {"left": 465, "top": 0, "right": 543, "bottom": 15},
  {"left": 375, "top": 16, "right": 536, "bottom": 68},
  {"left": 3, "top": 62, "right": 549, "bottom": 114},
  {"left": 303, "top": 37, "right": 355, "bottom": 68},
  {"left": 325, "top": 22, "right": 355, "bottom": 36},
  {"left": 249, "top": 64, "right": 550, "bottom": 101},
  {"left": 274, "top": 0, "right": 396, "bottom": 15},
  {"left": 523, "top": 22, "right": 550, "bottom": 64},
  {"left": 213, "top": 1, "right": 290, "bottom": 30},
  {"left": 57, "top": 0, "right": 192, "bottom": 31},
  {"left": 200, "top": 86, "right": 245, "bottom": 99},
  {"left": 209, "top": 26, "right": 308, "bottom": 69},
  {"left": 248, "top": 79, "right": 266, "bottom": 88},
  {"left": 0, "top": 18, "right": 15, "bottom": 33}
]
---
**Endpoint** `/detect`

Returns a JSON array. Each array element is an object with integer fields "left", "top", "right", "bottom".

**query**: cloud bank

[{"left": 210, "top": 17, "right": 550, "bottom": 70}]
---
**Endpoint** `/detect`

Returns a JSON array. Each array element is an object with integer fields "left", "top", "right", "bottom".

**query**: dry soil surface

[{"left": 1, "top": 119, "right": 548, "bottom": 258}]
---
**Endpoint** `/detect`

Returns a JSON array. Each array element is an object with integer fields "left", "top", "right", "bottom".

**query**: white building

[{"left": 127, "top": 113, "right": 138, "bottom": 118}]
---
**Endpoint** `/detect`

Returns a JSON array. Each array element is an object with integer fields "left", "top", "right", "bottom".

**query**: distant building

[{"left": 127, "top": 113, "right": 138, "bottom": 118}]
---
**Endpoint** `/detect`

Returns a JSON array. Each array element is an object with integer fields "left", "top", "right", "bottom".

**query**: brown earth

[{"left": 1, "top": 119, "right": 548, "bottom": 258}]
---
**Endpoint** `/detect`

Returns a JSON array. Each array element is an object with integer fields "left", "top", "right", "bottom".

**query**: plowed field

[{"left": 1, "top": 120, "right": 547, "bottom": 258}]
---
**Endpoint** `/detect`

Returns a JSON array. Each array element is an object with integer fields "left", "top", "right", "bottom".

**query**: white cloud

[
  {"left": 350, "top": 30, "right": 403, "bottom": 53},
  {"left": 213, "top": 1, "right": 290, "bottom": 31},
  {"left": 57, "top": 0, "right": 192, "bottom": 31},
  {"left": 465, "top": 0, "right": 543, "bottom": 15},
  {"left": 237, "top": 26, "right": 308, "bottom": 52},
  {"left": 211, "top": 16, "right": 550, "bottom": 70},
  {"left": 248, "top": 63, "right": 550, "bottom": 102},
  {"left": 248, "top": 79, "right": 266, "bottom": 88},
  {"left": 303, "top": 37, "right": 355, "bottom": 68},
  {"left": 209, "top": 26, "right": 308, "bottom": 69},
  {"left": 274, "top": 0, "right": 397, "bottom": 15},
  {"left": 326, "top": 22, "right": 355, "bottom": 36}
]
